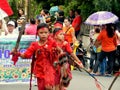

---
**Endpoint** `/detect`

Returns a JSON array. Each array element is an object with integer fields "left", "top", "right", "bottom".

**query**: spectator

[
  {"left": 88, "top": 26, "right": 101, "bottom": 73},
  {"left": 44, "top": 9, "right": 52, "bottom": 31},
  {"left": 72, "top": 9, "right": 82, "bottom": 38},
  {"left": 114, "top": 28, "right": 120, "bottom": 72},
  {"left": 36, "top": 9, "right": 46, "bottom": 24},
  {"left": 63, "top": 17, "right": 77, "bottom": 45},
  {"left": 17, "top": 8, "right": 26, "bottom": 32},
  {"left": 36, "top": 19, "right": 40, "bottom": 25},
  {"left": 88, "top": 26, "right": 107, "bottom": 76},
  {"left": 44, "top": 9, "right": 51, "bottom": 24},
  {"left": 0, "top": 19, "right": 7, "bottom": 35},
  {"left": 24, "top": 18, "right": 37, "bottom": 35},
  {"left": 56, "top": 10, "right": 65, "bottom": 23},
  {"left": 6, "top": 20, "right": 18, "bottom": 36},
  {"left": 68, "top": 9, "right": 75, "bottom": 23},
  {"left": 93, "top": 24, "right": 117, "bottom": 76}
]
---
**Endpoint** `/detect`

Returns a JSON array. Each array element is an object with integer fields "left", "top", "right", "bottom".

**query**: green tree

[
  {"left": 8, "top": 0, "right": 18, "bottom": 20},
  {"left": 9, "top": 0, "right": 120, "bottom": 22},
  {"left": 93, "top": 0, "right": 112, "bottom": 11}
]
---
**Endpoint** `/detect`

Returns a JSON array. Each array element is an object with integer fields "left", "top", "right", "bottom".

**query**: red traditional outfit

[
  {"left": 23, "top": 38, "right": 58, "bottom": 90},
  {"left": 55, "top": 41, "right": 73, "bottom": 88}
]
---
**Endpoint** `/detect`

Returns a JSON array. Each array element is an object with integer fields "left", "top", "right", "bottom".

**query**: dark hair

[
  {"left": 43, "top": 9, "right": 49, "bottom": 14},
  {"left": 64, "top": 17, "right": 71, "bottom": 24},
  {"left": 95, "top": 28, "right": 100, "bottom": 33},
  {"left": 70, "top": 9, "right": 75, "bottom": 13},
  {"left": 58, "top": 10, "right": 64, "bottom": 16},
  {"left": 30, "top": 18, "right": 36, "bottom": 24},
  {"left": 75, "top": 9, "right": 81, "bottom": 14},
  {"left": 106, "top": 23, "right": 115, "bottom": 38},
  {"left": 37, "top": 23, "right": 49, "bottom": 31},
  {"left": 18, "top": 9, "right": 24, "bottom": 17},
  {"left": 53, "top": 28, "right": 62, "bottom": 35}
]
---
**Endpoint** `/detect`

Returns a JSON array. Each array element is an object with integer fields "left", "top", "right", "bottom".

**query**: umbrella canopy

[
  {"left": 0, "top": 0, "right": 13, "bottom": 19},
  {"left": 85, "top": 11, "right": 119, "bottom": 25},
  {"left": 49, "top": 6, "right": 59, "bottom": 16}
]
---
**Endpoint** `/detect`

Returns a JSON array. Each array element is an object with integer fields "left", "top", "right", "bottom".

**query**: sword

[
  {"left": 15, "top": 27, "right": 24, "bottom": 49},
  {"left": 11, "top": 26, "right": 25, "bottom": 65}
]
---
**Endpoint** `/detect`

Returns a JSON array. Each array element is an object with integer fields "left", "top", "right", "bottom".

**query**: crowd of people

[
  {"left": 88, "top": 24, "right": 120, "bottom": 77},
  {"left": 0, "top": 8, "right": 83, "bottom": 90},
  {"left": 0, "top": 7, "right": 120, "bottom": 90}
]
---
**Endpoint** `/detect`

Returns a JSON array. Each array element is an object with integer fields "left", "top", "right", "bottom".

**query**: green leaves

[{"left": 8, "top": 0, "right": 120, "bottom": 22}]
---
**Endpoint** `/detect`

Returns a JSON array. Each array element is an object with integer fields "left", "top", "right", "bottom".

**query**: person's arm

[
  {"left": 113, "top": 34, "right": 117, "bottom": 47},
  {"left": 64, "top": 41, "right": 84, "bottom": 68},
  {"left": 94, "top": 39, "right": 101, "bottom": 48},
  {"left": 70, "top": 53, "right": 84, "bottom": 68},
  {"left": 11, "top": 42, "right": 36, "bottom": 59},
  {"left": 17, "top": 19, "right": 24, "bottom": 24},
  {"left": 94, "top": 30, "right": 103, "bottom": 48},
  {"left": 116, "top": 30, "right": 120, "bottom": 40},
  {"left": 17, "top": 15, "right": 26, "bottom": 25}
]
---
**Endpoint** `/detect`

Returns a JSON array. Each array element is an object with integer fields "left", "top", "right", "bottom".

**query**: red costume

[
  {"left": 55, "top": 41, "right": 73, "bottom": 87},
  {"left": 23, "top": 39, "right": 58, "bottom": 90}
]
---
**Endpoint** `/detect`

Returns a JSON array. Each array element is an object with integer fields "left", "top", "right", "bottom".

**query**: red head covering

[
  {"left": 53, "top": 28, "right": 63, "bottom": 36},
  {"left": 54, "top": 21, "right": 63, "bottom": 28},
  {"left": 36, "top": 23, "right": 49, "bottom": 38}
]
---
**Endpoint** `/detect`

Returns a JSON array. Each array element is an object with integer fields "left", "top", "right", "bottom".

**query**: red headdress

[{"left": 54, "top": 21, "right": 63, "bottom": 28}]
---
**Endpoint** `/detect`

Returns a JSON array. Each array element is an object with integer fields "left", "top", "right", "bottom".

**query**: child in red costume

[
  {"left": 53, "top": 28, "right": 84, "bottom": 90},
  {"left": 12, "top": 23, "right": 59, "bottom": 90}
]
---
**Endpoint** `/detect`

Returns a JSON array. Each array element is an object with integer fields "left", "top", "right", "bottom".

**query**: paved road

[{"left": 0, "top": 70, "right": 120, "bottom": 90}]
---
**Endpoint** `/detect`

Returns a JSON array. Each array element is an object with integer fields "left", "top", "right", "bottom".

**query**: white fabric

[{"left": 0, "top": 8, "right": 8, "bottom": 19}]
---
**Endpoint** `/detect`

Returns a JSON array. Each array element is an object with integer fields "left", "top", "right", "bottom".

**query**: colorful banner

[{"left": 0, "top": 35, "right": 36, "bottom": 83}]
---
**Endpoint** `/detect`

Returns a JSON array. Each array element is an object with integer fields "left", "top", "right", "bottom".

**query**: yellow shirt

[{"left": 93, "top": 33, "right": 101, "bottom": 53}]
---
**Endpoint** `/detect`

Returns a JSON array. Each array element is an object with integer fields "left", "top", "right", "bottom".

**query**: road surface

[{"left": 0, "top": 70, "right": 120, "bottom": 90}]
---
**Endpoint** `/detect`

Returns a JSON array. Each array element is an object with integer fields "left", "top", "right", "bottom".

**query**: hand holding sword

[{"left": 11, "top": 27, "right": 24, "bottom": 65}]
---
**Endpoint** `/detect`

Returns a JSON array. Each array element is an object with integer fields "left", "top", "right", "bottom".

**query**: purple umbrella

[{"left": 85, "top": 11, "right": 119, "bottom": 25}]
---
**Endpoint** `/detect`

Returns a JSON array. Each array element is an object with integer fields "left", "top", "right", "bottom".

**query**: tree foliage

[{"left": 9, "top": 0, "right": 120, "bottom": 21}]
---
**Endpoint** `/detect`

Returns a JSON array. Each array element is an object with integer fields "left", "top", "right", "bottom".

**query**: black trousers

[{"left": 93, "top": 50, "right": 116, "bottom": 74}]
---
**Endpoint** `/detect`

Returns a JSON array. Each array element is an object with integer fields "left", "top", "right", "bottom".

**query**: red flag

[{"left": 0, "top": 0, "right": 13, "bottom": 19}]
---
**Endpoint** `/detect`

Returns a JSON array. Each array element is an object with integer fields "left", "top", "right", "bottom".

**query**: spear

[
  {"left": 15, "top": 27, "right": 24, "bottom": 49},
  {"left": 57, "top": 53, "right": 106, "bottom": 90},
  {"left": 68, "top": 55, "right": 106, "bottom": 90},
  {"left": 74, "top": 60, "right": 105, "bottom": 90}
]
